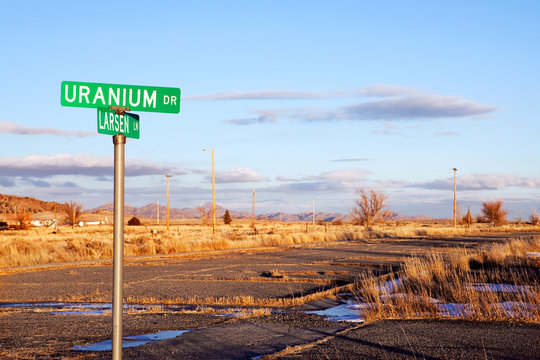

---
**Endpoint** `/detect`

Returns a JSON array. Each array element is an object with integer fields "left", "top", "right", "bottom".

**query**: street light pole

[
  {"left": 453, "top": 168, "right": 457, "bottom": 228},
  {"left": 166, "top": 175, "right": 172, "bottom": 231},
  {"left": 203, "top": 149, "right": 216, "bottom": 235},
  {"left": 312, "top": 198, "right": 315, "bottom": 226},
  {"left": 252, "top": 186, "right": 255, "bottom": 228}
]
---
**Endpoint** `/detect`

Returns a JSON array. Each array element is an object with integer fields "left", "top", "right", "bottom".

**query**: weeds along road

[
  {"left": 1, "top": 233, "right": 539, "bottom": 359},
  {"left": 0, "top": 234, "right": 513, "bottom": 302}
]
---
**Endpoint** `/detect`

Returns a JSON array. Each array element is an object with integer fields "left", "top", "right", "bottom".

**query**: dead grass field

[{"left": 1, "top": 219, "right": 539, "bottom": 268}]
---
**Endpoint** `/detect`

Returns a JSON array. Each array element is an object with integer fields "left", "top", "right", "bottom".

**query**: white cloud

[
  {"left": 434, "top": 131, "right": 461, "bottom": 136},
  {"left": 315, "top": 95, "right": 499, "bottom": 121},
  {"left": 412, "top": 173, "right": 540, "bottom": 191},
  {"left": 212, "top": 168, "right": 268, "bottom": 183},
  {"left": 0, "top": 153, "right": 183, "bottom": 177},
  {"left": 330, "top": 158, "right": 370, "bottom": 162},
  {"left": 185, "top": 89, "right": 349, "bottom": 101},
  {"left": 225, "top": 95, "right": 498, "bottom": 125},
  {"left": 0, "top": 121, "right": 95, "bottom": 137},
  {"left": 269, "top": 168, "right": 370, "bottom": 194},
  {"left": 357, "top": 85, "right": 423, "bottom": 98}
]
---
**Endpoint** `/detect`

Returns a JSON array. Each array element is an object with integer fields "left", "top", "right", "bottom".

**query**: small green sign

[
  {"left": 97, "top": 108, "right": 140, "bottom": 139},
  {"left": 62, "top": 81, "right": 180, "bottom": 114}
]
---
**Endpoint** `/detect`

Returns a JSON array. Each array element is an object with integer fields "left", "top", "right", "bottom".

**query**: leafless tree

[
  {"left": 481, "top": 200, "right": 507, "bottom": 226},
  {"left": 14, "top": 211, "right": 32, "bottom": 230},
  {"left": 63, "top": 200, "right": 84, "bottom": 225},
  {"left": 463, "top": 206, "right": 473, "bottom": 227},
  {"left": 352, "top": 188, "right": 388, "bottom": 230},
  {"left": 529, "top": 210, "right": 539, "bottom": 226}
]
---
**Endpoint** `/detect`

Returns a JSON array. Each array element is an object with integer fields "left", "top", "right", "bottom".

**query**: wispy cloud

[
  {"left": 330, "top": 158, "right": 370, "bottom": 162},
  {"left": 357, "top": 85, "right": 423, "bottom": 98},
  {"left": 225, "top": 95, "right": 498, "bottom": 125},
  {"left": 184, "top": 89, "right": 349, "bottom": 101},
  {"left": 186, "top": 85, "right": 421, "bottom": 101},
  {"left": 434, "top": 131, "right": 461, "bottom": 136},
  {"left": 271, "top": 168, "right": 369, "bottom": 193},
  {"left": 210, "top": 168, "right": 268, "bottom": 183},
  {"left": 372, "top": 122, "right": 405, "bottom": 136},
  {"left": 0, "top": 154, "right": 183, "bottom": 177},
  {"left": 0, "top": 121, "right": 95, "bottom": 137},
  {"left": 301, "top": 95, "right": 499, "bottom": 121},
  {"left": 307, "top": 168, "right": 370, "bottom": 183},
  {"left": 411, "top": 173, "right": 540, "bottom": 191},
  {"left": 224, "top": 109, "right": 283, "bottom": 125}
]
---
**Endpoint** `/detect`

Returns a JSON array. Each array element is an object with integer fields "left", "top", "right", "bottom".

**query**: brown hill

[{"left": 0, "top": 193, "right": 65, "bottom": 214}]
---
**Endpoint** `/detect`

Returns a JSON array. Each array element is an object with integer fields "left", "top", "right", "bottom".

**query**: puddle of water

[
  {"left": 312, "top": 300, "right": 539, "bottom": 322},
  {"left": 311, "top": 280, "right": 540, "bottom": 322},
  {"left": 308, "top": 300, "right": 366, "bottom": 323},
  {"left": 0, "top": 302, "right": 192, "bottom": 315},
  {"left": 74, "top": 329, "right": 192, "bottom": 351}
]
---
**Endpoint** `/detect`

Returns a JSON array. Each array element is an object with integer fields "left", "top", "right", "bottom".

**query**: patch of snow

[
  {"left": 467, "top": 283, "right": 534, "bottom": 293},
  {"left": 307, "top": 300, "right": 366, "bottom": 323}
]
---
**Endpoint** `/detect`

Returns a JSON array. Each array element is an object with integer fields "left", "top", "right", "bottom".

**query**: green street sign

[
  {"left": 62, "top": 81, "right": 180, "bottom": 114},
  {"left": 97, "top": 108, "right": 140, "bottom": 139}
]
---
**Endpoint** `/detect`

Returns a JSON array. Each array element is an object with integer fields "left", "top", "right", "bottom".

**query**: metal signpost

[{"left": 61, "top": 81, "right": 180, "bottom": 359}]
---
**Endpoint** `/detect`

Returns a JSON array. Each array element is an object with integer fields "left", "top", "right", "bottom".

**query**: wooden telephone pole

[
  {"left": 252, "top": 186, "right": 255, "bottom": 228},
  {"left": 453, "top": 168, "right": 457, "bottom": 228}
]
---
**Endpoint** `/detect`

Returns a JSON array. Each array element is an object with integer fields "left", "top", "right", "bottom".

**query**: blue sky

[{"left": 1, "top": 1, "right": 539, "bottom": 218}]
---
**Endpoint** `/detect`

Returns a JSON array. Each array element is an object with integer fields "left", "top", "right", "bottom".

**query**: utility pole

[
  {"left": 156, "top": 199, "right": 159, "bottom": 225},
  {"left": 166, "top": 175, "right": 172, "bottom": 231},
  {"left": 203, "top": 149, "right": 216, "bottom": 235},
  {"left": 312, "top": 198, "right": 315, "bottom": 226},
  {"left": 211, "top": 149, "right": 216, "bottom": 235},
  {"left": 453, "top": 168, "right": 457, "bottom": 228},
  {"left": 252, "top": 186, "right": 255, "bottom": 228}
]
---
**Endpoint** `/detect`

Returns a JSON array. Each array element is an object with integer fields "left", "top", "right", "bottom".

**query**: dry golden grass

[
  {"left": 55, "top": 282, "right": 355, "bottom": 308},
  {"left": 1, "top": 221, "right": 539, "bottom": 268},
  {"left": 357, "top": 237, "right": 540, "bottom": 323}
]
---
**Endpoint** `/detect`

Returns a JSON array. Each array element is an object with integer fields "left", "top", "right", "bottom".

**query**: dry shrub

[
  {"left": 481, "top": 200, "right": 507, "bottom": 226},
  {"left": 128, "top": 216, "right": 141, "bottom": 226},
  {"left": 530, "top": 210, "right": 540, "bottom": 226},
  {"left": 63, "top": 200, "right": 84, "bottom": 225},
  {"left": 14, "top": 212, "right": 32, "bottom": 230}
]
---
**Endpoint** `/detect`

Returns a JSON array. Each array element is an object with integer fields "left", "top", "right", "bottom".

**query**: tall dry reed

[{"left": 357, "top": 237, "right": 540, "bottom": 322}]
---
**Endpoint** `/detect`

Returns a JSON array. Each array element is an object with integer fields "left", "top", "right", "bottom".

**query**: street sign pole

[
  {"left": 60, "top": 80, "right": 180, "bottom": 359},
  {"left": 112, "top": 133, "right": 126, "bottom": 360}
]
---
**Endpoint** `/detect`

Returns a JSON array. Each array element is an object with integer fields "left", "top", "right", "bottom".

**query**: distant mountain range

[
  {"left": 0, "top": 193, "right": 433, "bottom": 222},
  {"left": 88, "top": 201, "right": 352, "bottom": 222}
]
